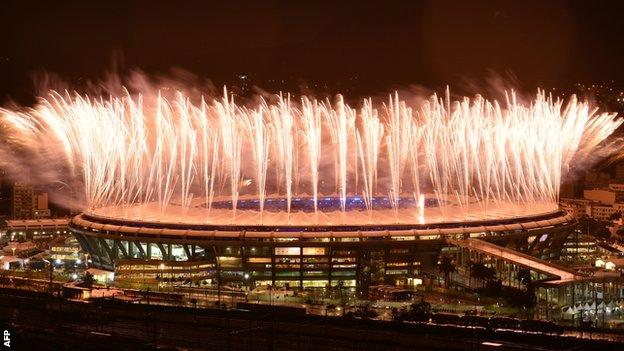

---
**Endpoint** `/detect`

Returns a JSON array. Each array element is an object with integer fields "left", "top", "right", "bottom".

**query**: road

[{"left": 1, "top": 289, "right": 623, "bottom": 351}]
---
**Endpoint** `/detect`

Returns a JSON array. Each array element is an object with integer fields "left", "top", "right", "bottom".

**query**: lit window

[
  {"left": 275, "top": 247, "right": 300, "bottom": 256},
  {"left": 302, "top": 247, "right": 325, "bottom": 255}
]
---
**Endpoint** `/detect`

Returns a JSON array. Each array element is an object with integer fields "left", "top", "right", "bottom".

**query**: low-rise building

[
  {"left": 49, "top": 236, "right": 81, "bottom": 263},
  {"left": 1, "top": 241, "right": 38, "bottom": 257},
  {"left": 5, "top": 218, "right": 69, "bottom": 240},
  {"left": 560, "top": 198, "right": 592, "bottom": 219},
  {"left": 587, "top": 203, "right": 619, "bottom": 221},
  {"left": 86, "top": 268, "right": 115, "bottom": 285},
  {"left": 0, "top": 256, "right": 22, "bottom": 270},
  {"left": 584, "top": 189, "right": 616, "bottom": 205},
  {"left": 560, "top": 234, "right": 613, "bottom": 263}
]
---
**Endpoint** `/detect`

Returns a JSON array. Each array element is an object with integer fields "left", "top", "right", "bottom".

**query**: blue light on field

[{"left": 207, "top": 195, "right": 436, "bottom": 213}]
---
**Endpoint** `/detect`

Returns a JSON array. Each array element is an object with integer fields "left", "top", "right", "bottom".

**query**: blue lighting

[{"left": 208, "top": 196, "right": 439, "bottom": 213}]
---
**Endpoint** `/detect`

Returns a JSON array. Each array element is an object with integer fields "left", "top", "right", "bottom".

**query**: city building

[
  {"left": 85, "top": 268, "right": 115, "bottom": 285},
  {"left": 560, "top": 182, "right": 624, "bottom": 222},
  {"left": 2, "top": 241, "right": 38, "bottom": 257},
  {"left": 5, "top": 218, "right": 69, "bottom": 240},
  {"left": 11, "top": 182, "right": 34, "bottom": 219},
  {"left": 10, "top": 182, "right": 51, "bottom": 219},
  {"left": 559, "top": 198, "right": 592, "bottom": 219},
  {"left": 0, "top": 168, "right": 11, "bottom": 219},
  {"left": 584, "top": 189, "right": 617, "bottom": 205},
  {"left": 49, "top": 235, "right": 82, "bottom": 263},
  {"left": 587, "top": 203, "right": 620, "bottom": 222},
  {"left": 584, "top": 171, "right": 611, "bottom": 190},
  {"left": 0, "top": 256, "right": 21, "bottom": 270},
  {"left": 615, "top": 162, "right": 624, "bottom": 180},
  {"left": 33, "top": 192, "right": 51, "bottom": 219},
  {"left": 559, "top": 233, "right": 613, "bottom": 263}
]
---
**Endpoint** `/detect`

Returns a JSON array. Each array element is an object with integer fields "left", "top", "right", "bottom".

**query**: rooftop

[{"left": 6, "top": 218, "right": 70, "bottom": 228}]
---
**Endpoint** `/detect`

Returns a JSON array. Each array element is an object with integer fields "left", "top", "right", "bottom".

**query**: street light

[
  {"left": 42, "top": 259, "right": 54, "bottom": 292},
  {"left": 243, "top": 273, "right": 250, "bottom": 294},
  {"left": 159, "top": 263, "right": 165, "bottom": 292}
]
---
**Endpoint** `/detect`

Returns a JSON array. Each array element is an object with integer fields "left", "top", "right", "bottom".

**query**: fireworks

[{"left": 1, "top": 87, "right": 621, "bottom": 225}]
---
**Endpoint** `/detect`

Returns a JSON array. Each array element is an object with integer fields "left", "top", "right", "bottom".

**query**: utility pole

[
  {"left": 42, "top": 259, "right": 53, "bottom": 293},
  {"left": 602, "top": 276, "right": 606, "bottom": 328}
]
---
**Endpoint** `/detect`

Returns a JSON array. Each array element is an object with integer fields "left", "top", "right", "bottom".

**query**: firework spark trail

[
  {"left": 409, "top": 126, "right": 423, "bottom": 206},
  {"left": 1, "top": 88, "right": 621, "bottom": 225},
  {"left": 301, "top": 97, "right": 323, "bottom": 215},
  {"left": 195, "top": 97, "right": 211, "bottom": 217},
  {"left": 241, "top": 103, "right": 270, "bottom": 222},
  {"left": 356, "top": 98, "right": 384, "bottom": 217},
  {"left": 326, "top": 95, "right": 355, "bottom": 214},
  {"left": 385, "top": 93, "right": 413, "bottom": 216},
  {"left": 270, "top": 94, "right": 297, "bottom": 217},
  {"left": 215, "top": 90, "right": 242, "bottom": 220}
]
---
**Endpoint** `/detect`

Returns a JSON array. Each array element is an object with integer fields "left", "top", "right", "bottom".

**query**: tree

[
  {"left": 437, "top": 255, "right": 457, "bottom": 288},
  {"left": 470, "top": 262, "right": 496, "bottom": 288},
  {"left": 467, "top": 259, "right": 478, "bottom": 288},
  {"left": 82, "top": 272, "right": 95, "bottom": 289},
  {"left": 391, "top": 307, "right": 405, "bottom": 323},
  {"left": 484, "top": 279, "right": 502, "bottom": 297},
  {"left": 516, "top": 268, "right": 532, "bottom": 288},
  {"left": 578, "top": 215, "right": 611, "bottom": 240},
  {"left": 353, "top": 303, "right": 378, "bottom": 319},
  {"left": 511, "top": 269, "right": 536, "bottom": 312},
  {"left": 470, "top": 262, "right": 486, "bottom": 286},
  {"left": 609, "top": 211, "right": 622, "bottom": 221},
  {"left": 505, "top": 287, "right": 536, "bottom": 310},
  {"left": 408, "top": 298, "right": 432, "bottom": 322}
]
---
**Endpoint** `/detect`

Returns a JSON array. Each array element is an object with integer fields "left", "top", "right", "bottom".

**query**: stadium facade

[{"left": 69, "top": 209, "right": 575, "bottom": 290}]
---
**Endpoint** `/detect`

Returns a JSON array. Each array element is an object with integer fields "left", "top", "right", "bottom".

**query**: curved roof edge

[{"left": 70, "top": 210, "right": 575, "bottom": 239}]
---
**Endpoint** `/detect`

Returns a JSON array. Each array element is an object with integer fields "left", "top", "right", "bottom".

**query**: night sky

[{"left": 1, "top": 0, "right": 624, "bottom": 101}]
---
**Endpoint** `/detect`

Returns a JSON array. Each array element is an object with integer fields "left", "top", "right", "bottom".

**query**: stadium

[
  {"left": 4, "top": 88, "right": 618, "bottom": 290},
  {"left": 68, "top": 196, "right": 576, "bottom": 290}
]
